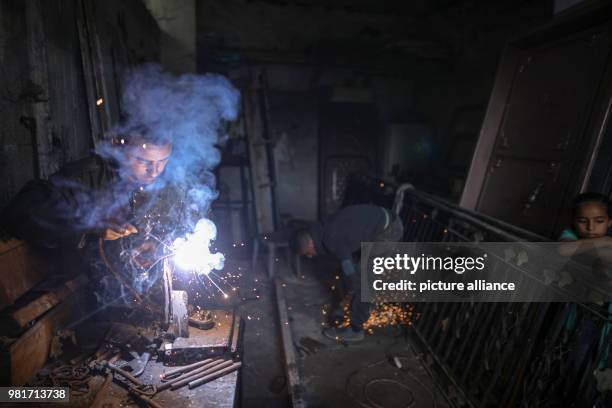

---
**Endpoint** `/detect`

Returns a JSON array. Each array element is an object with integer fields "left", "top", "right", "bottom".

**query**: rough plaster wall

[
  {"left": 144, "top": 0, "right": 195, "bottom": 73},
  {"left": 269, "top": 90, "right": 318, "bottom": 221},
  {"left": 198, "top": 0, "right": 435, "bottom": 53}
]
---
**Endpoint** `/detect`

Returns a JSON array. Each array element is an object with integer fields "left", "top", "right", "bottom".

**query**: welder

[
  {"left": 0, "top": 126, "right": 193, "bottom": 301},
  {"left": 292, "top": 204, "right": 404, "bottom": 341}
]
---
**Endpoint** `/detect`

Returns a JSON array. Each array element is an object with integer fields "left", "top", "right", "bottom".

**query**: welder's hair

[
  {"left": 117, "top": 124, "right": 173, "bottom": 146},
  {"left": 291, "top": 229, "right": 312, "bottom": 254},
  {"left": 572, "top": 192, "right": 611, "bottom": 217}
]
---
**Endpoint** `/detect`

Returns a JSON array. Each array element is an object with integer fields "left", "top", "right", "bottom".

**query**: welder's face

[
  {"left": 302, "top": 238, "right": 317, "bottom": 258},
  {"left": 125, "top": 141, "right": 172, "bottom": 185}
]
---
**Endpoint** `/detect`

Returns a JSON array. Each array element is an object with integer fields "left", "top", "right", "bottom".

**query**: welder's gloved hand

[{"left": 102, "top": 222, "right": 138, "bottom": 241}]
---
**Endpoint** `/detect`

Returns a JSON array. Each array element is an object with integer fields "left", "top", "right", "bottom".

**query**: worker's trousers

[{"left": 349, "top": 212, "right": 404, "bottom": 328}]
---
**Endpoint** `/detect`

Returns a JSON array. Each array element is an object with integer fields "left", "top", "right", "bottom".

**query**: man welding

[
  {"left": 293, "top": 204, "right": 404, "bottom": 341},
  {"left": 0, "top": 126, "right": 188, "bottom": 300}
]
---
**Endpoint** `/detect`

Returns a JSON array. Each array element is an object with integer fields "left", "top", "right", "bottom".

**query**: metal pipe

[
  {"left": 160, "top": 358, "right": 214, "bottom": 380},
  {"left": 187, "top": 362, "right": 242, "bottom": 389},
  {"left": 157, "top": 359, "right": 225, "bottom": 391},
  {"left": 169, "top": 360, "right": 234, "bottom": 390},
  {"left": 107, "top": 363, "right": 143, "bottom": 387}
]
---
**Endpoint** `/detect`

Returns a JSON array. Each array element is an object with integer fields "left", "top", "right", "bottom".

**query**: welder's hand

[
  {"left": 132, "top": 241, "right": 157, "bottom": 269},
  {"left": 102, "top": 223, "right": 138, "bottom": 241}
]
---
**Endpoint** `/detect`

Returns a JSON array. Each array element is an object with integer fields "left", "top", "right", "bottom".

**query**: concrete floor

[
  {"left": 240, "top": 255, "right": 451, "bottom": 408},
  {"left": 236, "top": 259, "right": 290, "bottom": 408}
]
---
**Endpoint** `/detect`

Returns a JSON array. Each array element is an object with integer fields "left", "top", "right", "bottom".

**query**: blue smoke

[{"left": 96, "top": 64, "right": 241, "bottom": 222}]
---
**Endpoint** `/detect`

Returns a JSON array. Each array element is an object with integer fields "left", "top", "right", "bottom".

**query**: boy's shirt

[
  {"left": 559, "top": 228, "right": 579, "bottom": 241},
  {"left": 559, "top": 228, "right": 612, "bottom": 369}
]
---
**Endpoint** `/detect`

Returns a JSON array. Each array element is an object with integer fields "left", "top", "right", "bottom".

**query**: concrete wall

[{"left": 144, "top": 0, "right": 195, "bottom": 73}]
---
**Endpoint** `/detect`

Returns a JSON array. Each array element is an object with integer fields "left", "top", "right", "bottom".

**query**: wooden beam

[{"left": 243, "top": 67, "right": 276, "bottom": 234}]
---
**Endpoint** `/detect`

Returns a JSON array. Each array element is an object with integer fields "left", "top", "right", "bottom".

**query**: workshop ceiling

[{"left": 198, "top": 0, "right": 551, "bottom": 74}]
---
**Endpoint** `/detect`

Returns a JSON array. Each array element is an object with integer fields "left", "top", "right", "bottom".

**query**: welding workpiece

[{"left": 188, "top": 309, "right": 215, "bottom": 330}]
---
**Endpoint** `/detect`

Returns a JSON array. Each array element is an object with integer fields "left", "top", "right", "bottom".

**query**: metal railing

[{"left": 395, "top": 185, "right": 611, "bottom": 408}]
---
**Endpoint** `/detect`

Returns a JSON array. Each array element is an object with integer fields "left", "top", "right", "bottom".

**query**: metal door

[{"left": 477, "top": 25, "right": 612, "bottom": 236}]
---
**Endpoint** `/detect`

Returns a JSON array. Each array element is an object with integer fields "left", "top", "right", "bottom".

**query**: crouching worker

[{"left": 292, "top": 204, "right": 404, "bottom": 342}]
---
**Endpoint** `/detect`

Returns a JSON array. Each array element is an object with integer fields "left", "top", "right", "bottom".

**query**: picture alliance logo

[{"left": 371, "top": 253, "right": 488, "bottom": 275}]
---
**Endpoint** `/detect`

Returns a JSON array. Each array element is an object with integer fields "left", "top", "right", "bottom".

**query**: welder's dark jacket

[
  {"left": 309, "top": 204, "right": 390, "bottom": 276},
  {"left": 0, "top": 155, "right": 194, "bottom": 275}
]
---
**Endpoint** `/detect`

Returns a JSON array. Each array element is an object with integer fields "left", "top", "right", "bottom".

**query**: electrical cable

[{"left": 98, "top": 237, "right": 143, "bottom": 303}]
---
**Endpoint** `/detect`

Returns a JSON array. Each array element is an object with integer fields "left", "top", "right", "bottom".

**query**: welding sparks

[{"left": 172, "top": 218, "right": 225, "bottom": 275}]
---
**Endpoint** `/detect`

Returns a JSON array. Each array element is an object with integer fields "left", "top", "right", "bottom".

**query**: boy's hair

[
  {"left": 291, "top": 228, "right": 312, "bottom": 254},
  {"left": 572, "top": 192, "right": 611, "bottom": 217}
]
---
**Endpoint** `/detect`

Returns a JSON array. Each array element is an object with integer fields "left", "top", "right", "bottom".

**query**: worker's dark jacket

[
  {"left": 0, "top": 155, "right": 193, "bottom": 285},
  {"left": 309, "top": 204, "right": 403, "bottom": 276}
]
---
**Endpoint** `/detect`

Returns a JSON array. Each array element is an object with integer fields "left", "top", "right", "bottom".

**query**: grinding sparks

[{"left": 172, "top": 218, "right": 225, "bottom": 276}]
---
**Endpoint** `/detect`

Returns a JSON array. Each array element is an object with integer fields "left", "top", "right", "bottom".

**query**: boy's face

[{"left": 573, "top": 201, "right": 612, "bottom": 239}]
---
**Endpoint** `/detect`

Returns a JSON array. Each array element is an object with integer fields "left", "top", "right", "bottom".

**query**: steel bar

[
  {"left": 160, "top": 358, "right": 214, "bottom": 380},
  {"left": 187, "top": 362, "right": 242, "bottom": 389},
  {"left": 169, "top": 360, "right": 234, "bottom": 390},
  {"left": 157, "top": 359, "right": 225, "bottom": 391}
]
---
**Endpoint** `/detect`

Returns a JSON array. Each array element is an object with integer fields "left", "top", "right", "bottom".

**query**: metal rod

[
  {"left": 107, "top": 363, "right": 143, "bottom": 387},
  {"left": 157, "top": 359, "right": 226, "bottom": 391},
  {"left": 169, "top": 360, "right": 234, "bottom": 390},
  {"left": 160, "top": 358, "right": 214, "bottom": 380},
  {"left": 187, "top": 362, "right": 242, "bottom": 389}
]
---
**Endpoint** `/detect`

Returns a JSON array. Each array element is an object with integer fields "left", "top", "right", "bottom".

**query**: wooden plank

[
  {"left": 0, "top": 239, "right": 48, "bottom": 310},
  {"left": 1, "top": 290, "right": 90, "bottom": 386},
  {"left": 243, "top": 68, "right": 276, "bottom": 234},
  {"left": 7, "top": 275, "right": 88, "bottom": 331}
]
